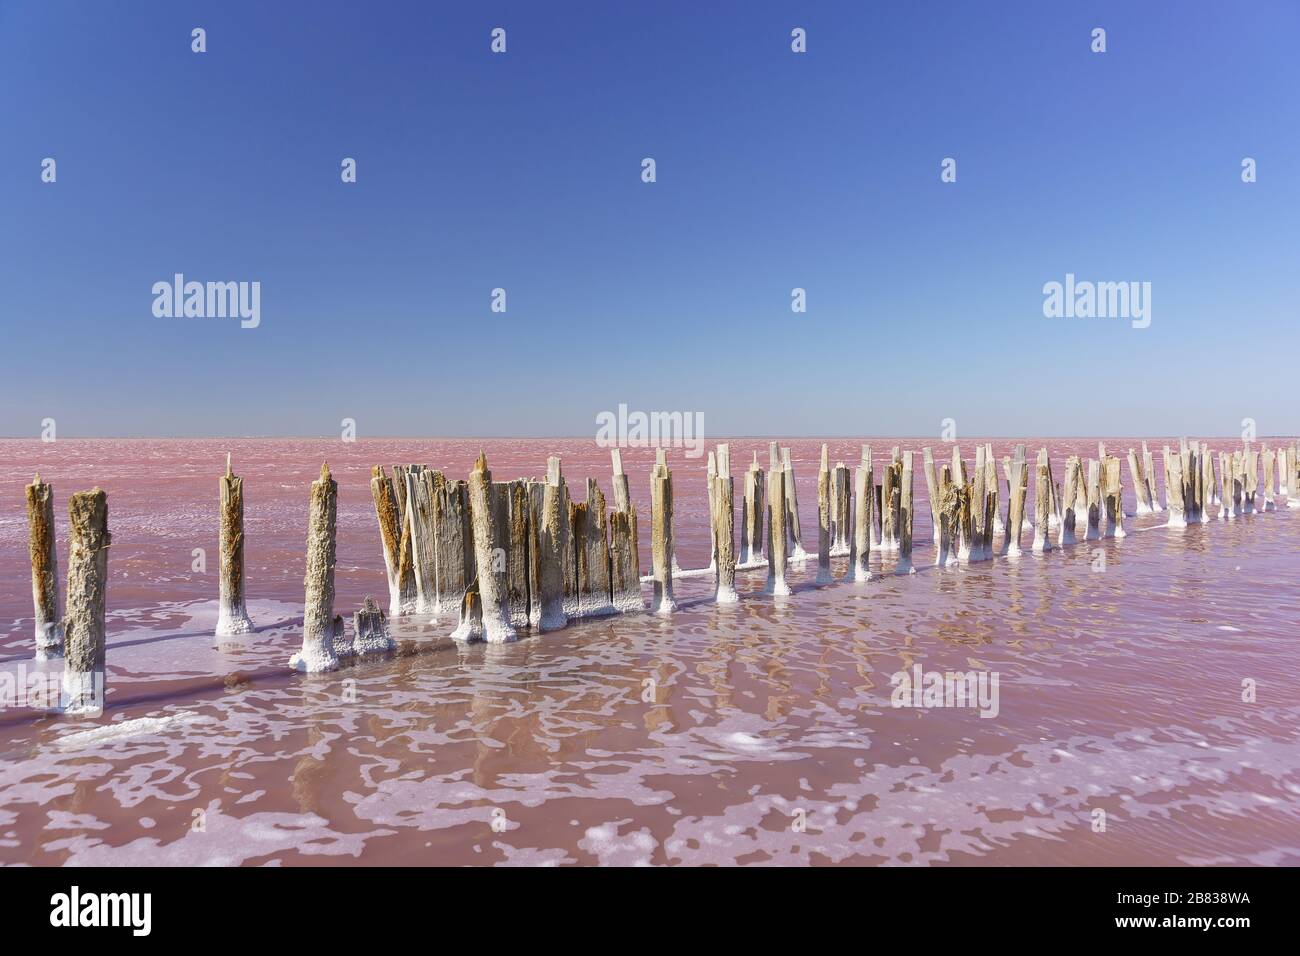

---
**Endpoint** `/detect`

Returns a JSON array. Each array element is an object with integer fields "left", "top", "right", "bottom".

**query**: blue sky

[{"left": 2, "top": 1, "right": 1297, "bottom": 437}]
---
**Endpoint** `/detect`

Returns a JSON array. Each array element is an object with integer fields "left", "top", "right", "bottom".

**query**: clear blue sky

[{"left": 2, "top": 1, "right": 1297, "bottom": 438}]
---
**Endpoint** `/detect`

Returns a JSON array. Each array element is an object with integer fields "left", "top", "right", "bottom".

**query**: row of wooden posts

[{"left": 22, "top": 440, "right": 1300, "bottom": 689}]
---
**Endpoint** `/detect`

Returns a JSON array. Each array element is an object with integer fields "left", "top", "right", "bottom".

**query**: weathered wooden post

[
  {"left": 454, "top": 453, "right": 516, "bottom": 643},
  {"left": 831, "top": 461, "right": 852, "bottom": 556},
  {"left": 1260, "top": 445, "right": 1276, "bottom": 511},
  {"left": 504, "top": 480, "right": 533, "bottom": 627},
  {"left": 971, "top": 445, "right": 989, "bottom": 560},
  {"left": 432, "top": 476, "right": 473, "bottom": 617},
  {"left": 351, "top": 596, "right": 396, "bottom": 657},
  {"left": 1243, "top": 447, "right": 1259, "bottom": 514},
  {"left": 26, "top": 474, "right": 62, "bottom": 659},
  {"left": 817, "top": 444, "right": 833, "bottom": 584},
  {"left": 1231, "top": 450, "right": 1245, "bottom": 517},
  {"left": 538, "top": 457, "right": 570, "bottom": 628},
  {"left": 1103, "top": 455, "right": 1125, "bottom": 538},
  {"left": 1290, "top": 443, "right": 1300, "bottom": 508},
  {"left": 1218, "top": 452, "right": 1233, "bottom": 520},
  {"left": 404, "top": 468, "right": 437, "bottom": 614},
  {"left": 781, "top": 448, "right": 809, "bottom": 561},
  {"left": 881, "top": 452, "right": 898, "bottom": 553},
  {"left": 853, "top": 445, "right": 874, "bottom": 581},
  {"left": 1141, "top": 443, "right": 1163, "bottom": 512},
  {"left": 711, "top": 444, "right": 738, "bottom": 603},
  {"left": 651, "top": 449, "right": 677, "bottom": 613},
  {"left": 740, "top": 453, "right": 765, "bottom": 565},
  {"left": 610, "top": 449, "right": 631, "bottom": 513},
  {"left": 1032, "top": 450, "right": 1053, "bottom": 553},
  {"left": 290, "top": 465, "right": 341, "bottom": 673},
  {"left": 1058, "top": 455, "right": 1082, "bottom": 546},
  {"left": 1164, "top": 447, "right": 1187, "bottom": 527},
  {"left": 706, "top": 451, "right": 719, "bottom": 574},
  {"left": 1083, "top": 458, "right": 1102, "bottom": 540},
  {"left": 574, "top": 479, "right": 615, "bottom": 618},
  {"left": 935, "top": 466, "right": 955, "bottom": 566},
  {"left": 1003, "top": 445, "right": 1028, "bottom": 556},
  {"left": 897, "top": 451, "right": 915, "bottom": 573},
  {"left": 216, "top": 454, "right": 254, "bottom": 636},
  {"left": 1128, "top": 448, "right": 1154, "bottom": 514},
  {"left": 371, "top": 466, "right": 416, "bottom": 616},
  {"left": 765, "top": 457, "right": 791, "bottom": 595},
  {"left": 922, "top": 447, "right": 942, "bottom": 548},
  {"left": 61, "top": 488, "right": 110, "bottom": 711}
]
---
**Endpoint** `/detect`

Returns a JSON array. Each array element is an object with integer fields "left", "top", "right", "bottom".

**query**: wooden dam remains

[{"left": 19, "top": 438, "right": 1300, "bottom": 696}]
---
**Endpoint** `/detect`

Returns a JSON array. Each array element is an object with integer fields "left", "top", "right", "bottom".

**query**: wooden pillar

[
  {"left": 504, "top": 480, "right": 533, "bottom": 627},
  {"left": 26, "top": 474, "right": 62, "bottom": 659},
  {"left": 1289, "top": 443, "right": 1300, "bottom": 508},
  {"left": 782, "top": 447, "right": 809, "bottom": 561},
  {"left": 1032, "top": 450, "right": 1053, "bottom": 553},
  {"left": 454, "top": 453, "right": 515, "bottom": 643},
  {"left": 62, "top": 488, "right": 110, "bottom": 710},
  {"left": 852, "top": 445, "right": 874, "bottom": 581},
  {"left": 351, "top": 596, "right": 396, "bottom": 657},
  {"left": 575, "top": 478, "right": 614, "bottom": 618},
  {"left": 831, "top": 462, "right": 852, "bottom": 556},
  {"left": 404, "top": 468, "right": 438, "bottom": 614},
  {"left": 370, "top": 466, "right": 416, "bottom": 616},
  {"left": 706, "top": 451, "right": 718, "bottom": 573},
  {"left": 1058, "top": 455, "right": 1081, "bottom": 546},
  {"left": 817, "top": 444, "right": 833, "bottom": 584},
  {"left": 432, "top": 476, "right": 472, "bottom": 617},
  {"left": 291, "top": 465, "right": 341, "bottom": 673},
  {"left": 711, "top": 443, "right": 737, "bottom": 603},
  {"left": 1103, "top": 455, "right": 1125, "bottom": 538},
  {"left": 922, "top": 447, "right": 942, "bottom": 549},
  {"left": 610, "top": 449, "right": 631, "bottom": 513},
  {"left": 651, "top": 449, "right": 677, "bottom": 613},
  {"left": 1003, "top": 445, "right": 1028, "bottom": 556},
  {"left": 1163, "top": 447, "right": 1186, "bottom": 527},
  {"left": 537, "top": 458, "right": 569, "bottom": 628},
  {"left": 1218, "top": 452, "right": 1233, "bottom": 520},
  {"left": 881, "top": 453, "right": 897, "bottom": 553},
  {"left": 971, "top": 445, "right": 988, "bottom": 561},
  {"left": 897, "top": 451, "right": 915, "bottom": 573},
  {"left": 740, "top": 453, "right": 765, "bottom": 565},
  {"left": 1128, "top": 448, "right": 1153, "bottom": 514},
  {"left": 765, "top": 461, "right": 791, "bottom": 595},
  {"left": 215, "top": 455, "right": 254, "bottom": 636}
]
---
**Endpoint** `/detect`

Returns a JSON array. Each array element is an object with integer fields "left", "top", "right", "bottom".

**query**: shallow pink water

[{"left": 1, "top": 437, "right": 1298, "bottom": 866}]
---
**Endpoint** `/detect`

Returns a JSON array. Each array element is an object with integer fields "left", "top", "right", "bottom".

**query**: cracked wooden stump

[
  {"left": 740, "top": 453, "right": 764, "bottom": 565},
  {"left": 454, "top": 453, "right": 515, "bottom": 643},
  {"left": 782, "top": 447, "right": 809, "bottom": 561},
  {"left": 1103, "top": 455, "right": 1125, "bottom": 539},
  {"left": 291, "top": 464, "right": 341, "bottom": 673},
  {"left": 897, "top": 451, "right": 915, "bottom": 573},
  {"left": 817, "top": 445, "right": 833, "bottom": 584},
  {"left": 370, "top": 466, "right": 416, "bottom": 616},
  {"left": 1003, "top": 445, "right": 1028, "bottom": 556},
  {"left": 1032, "top": 450, "right": 1053, "bottom": 553},
  {"left": 1058, "top": 456, "right": 1082, "bottom": 546},
  {"left": 215, "top": 455, "right": 254, "bottom": 637},
  {"left": 711, "top": 443, "right": 738, "bottom": 603},
  {"left": 764, "top": 460, "right": 790, "bottom": 596},
  {"left": 405, "top": 468, "right": 439, "bottom": 615},
  {"left": 350, "top": 596, "right": 396, "bottom": 658},
  {"left": 573, "top": 478, "right": 615, "bottom": 618},
  {"left": 26, "top": 474, "right": 62, "bottom": 660},
  {"left": 62, "top": 488, "right": 110, "bottom": 711},
  {"left": 537, "top": 457, "right": 570, "bottom": 629},
  {"left": 651, "top": 449, "right": 677, "bottom": 614},
  {"left": 853, "top": 446, "right": 874, "bottom": 581}
]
